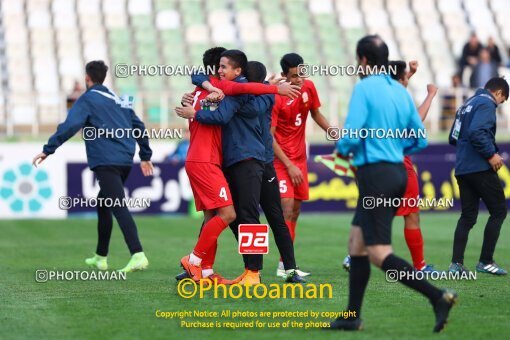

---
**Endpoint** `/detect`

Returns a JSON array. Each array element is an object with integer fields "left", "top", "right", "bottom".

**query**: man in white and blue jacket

[
  {"left": 32, "top": 60, "right": 154, "bottom": 273},
  {"left": 448, "top": 77, "right": 509, "bottom": 276}
]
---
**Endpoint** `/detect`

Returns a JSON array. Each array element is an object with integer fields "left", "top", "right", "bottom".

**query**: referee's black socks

[
  {"left": 347, "top": 256, "right": 371, "bottom": 319},
  {"left": 382, "top": 254, "right": 443, "bottom": 304}
]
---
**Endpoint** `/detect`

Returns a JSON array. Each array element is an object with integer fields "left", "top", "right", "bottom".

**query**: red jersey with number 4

[{"left": 271, "top": 79, "right": 321, "bottom": 162}]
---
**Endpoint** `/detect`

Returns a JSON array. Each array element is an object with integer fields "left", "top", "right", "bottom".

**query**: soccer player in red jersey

[
  {"left": 271, "top": 53, "right": 332, "bottom": 277},
  {"left": 175, "top": 47, "right": 299, "bottom": 284},
  {"left": 391, "top": 60, "right": 439, "bottom": 272}
]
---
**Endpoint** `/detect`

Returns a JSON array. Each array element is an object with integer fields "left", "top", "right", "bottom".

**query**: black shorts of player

[{"left": 352, "top": 162, "right": 407, "bottom": 246}]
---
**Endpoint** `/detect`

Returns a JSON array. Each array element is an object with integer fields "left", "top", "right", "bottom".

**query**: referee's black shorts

[{"left": 351, "top": 162, "right": 407, "bottom": 246}]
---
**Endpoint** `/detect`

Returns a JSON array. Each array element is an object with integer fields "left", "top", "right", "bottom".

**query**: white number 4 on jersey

[{"left": 219, "top": 187, "right": 228, "bottom": 201}]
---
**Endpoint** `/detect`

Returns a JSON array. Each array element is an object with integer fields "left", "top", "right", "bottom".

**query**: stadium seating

[{"left": 0, "top": 0, "right": 508, "bottom": 134}]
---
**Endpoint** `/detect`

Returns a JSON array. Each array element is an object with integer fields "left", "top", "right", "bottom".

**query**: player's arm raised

[
  {"left": 405, "top": 60, "right": 437, "bottom": 122},
  {"left": 417, "top": 84, "right": 438, "bottom": 121},
  {"left": 407, "top": 60, "right": 418, "bottom": 79},
  {"left": 403, "top": 95, "right": 428, "bottom": 156}
]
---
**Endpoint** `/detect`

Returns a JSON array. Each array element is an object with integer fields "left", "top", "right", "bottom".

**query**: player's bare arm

[
  {"left": 488, "top": 153, "right": 504, "bottom": 172},
  {"left": 276, "top": 82, "right": 300, "bottom": 99},
  {"left": 408, "top": 60, "right": 418, "bottom": 79},
  {"left": 221, "top": 78, "right": 300, "bottom": 99},
  {"left": 206, "top": 92, "right": 222, "bottom": 102},
  {"left": 140, "top": 161, "right": 154, "bottom": 177},
  {"left": 403, "top": 60, "right": 437, "bottom": 121},
  {"left": 310, "top": 107, "right": 331, "bottom": 132},
  {"left": 418, "top": 84, "right": 438, "bottom": 121},
  {"left": 32, "top": 152, "right": 47, "bottom": 167},
  {"left": 267, "top": 74, "right": 285, "bottom": 85},
  {"left": 181, "top": 92, "right": 194, "bottom": 106},
  {"left": 271, "top": 126, "right": 303, "bottom": 185},
  {"left": 200, "top": 81, "right": 225, "bottom": 100},
  {"left": 267, "top": 74, "right": 301, "bottom": 99},
  {"left": 176, "top": 103, "right": 195, "bottom": 119}
]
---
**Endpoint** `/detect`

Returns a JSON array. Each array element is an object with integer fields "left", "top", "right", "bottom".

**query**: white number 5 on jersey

[
  {"left": 295, "top": 113, "right": 302, "bottom": 126},
  {"left": 279, "top": 180, "right": 288, "bottom": 193}
]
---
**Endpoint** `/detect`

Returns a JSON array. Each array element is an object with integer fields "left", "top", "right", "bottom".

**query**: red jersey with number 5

[{"left": 271, "top": 79, "right": 321, "bottom": 161}]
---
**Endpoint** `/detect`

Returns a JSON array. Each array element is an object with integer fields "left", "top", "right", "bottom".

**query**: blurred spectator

[
  {"left": 165, "top": 130, "right": 189, "bottom": 164},
  {"left": 470, "top": 48, "right": 498, "bottom": 89},
  {"left": 441, "top": 73, "right": 470, "bottom": 130},
  {"left": 66, "top": 81, "right": 84, "bottom": 110},
  {"left": 486, "top": 37, "right": 502, "bottom": 66},
  {"left": 451, "top": 73, "right": 463, "bottom": 88},
  {"left": 507, "top": 48, "right": 510, "bottom": 68},
  {"left": 459, "top": 33, "right": 483, "bottom": 80}
]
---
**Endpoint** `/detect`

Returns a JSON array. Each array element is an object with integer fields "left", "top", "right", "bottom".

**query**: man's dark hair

[
  {"left": 221, "top": 49, "right": 248, "bottom": 74},
  {"left": 280, "top": 53, "right": 304, "bottom": 74},
  {"left": 246, "top": 61, "right": 267, "bottom": 83},
  {"left": 356, "top": 35, "right": 389, "bottom": 69},
  {"left": 388, "top": 60, "right": 407, "bottom": 81},
  {"left": 203, "top": 47, "right": 226, "bottom": 75},
  {"left": 85, "top": 60, "right": 108, "bottom": 84},
  {"left": 484, "top": 77, "right": 509, "bottom": 99}
]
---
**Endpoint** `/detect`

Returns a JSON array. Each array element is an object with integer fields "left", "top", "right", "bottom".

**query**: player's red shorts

[
  {"left": 396, "top": 157, "right": 420, "bottom": 216},
  {"left": 184, "top": 161, "right": 232, "bottom": 212},
  {"left": 274, "top": 160, "right": 309, "bottom": 201}
]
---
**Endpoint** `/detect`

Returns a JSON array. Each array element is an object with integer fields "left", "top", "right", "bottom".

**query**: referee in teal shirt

[{"left": 328, "top": 35, "right": 456, "bottom": 333}]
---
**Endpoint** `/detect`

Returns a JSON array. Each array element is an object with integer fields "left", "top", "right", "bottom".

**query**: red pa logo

[{"left": 238, "top": 224, "right": 269, "bottom": 254}]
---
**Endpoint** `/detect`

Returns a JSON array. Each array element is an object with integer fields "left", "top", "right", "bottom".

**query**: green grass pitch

[{"left": 1, "top": 213, "right": 509, "bottom": 339}]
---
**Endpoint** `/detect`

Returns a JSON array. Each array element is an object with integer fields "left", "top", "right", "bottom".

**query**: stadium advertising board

[{"left": 2, "top": 143, "right": 509, "bottom": 218}]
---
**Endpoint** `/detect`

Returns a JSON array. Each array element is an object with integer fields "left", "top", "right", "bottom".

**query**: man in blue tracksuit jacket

[
  {"left": 32, "top": 60, "right": 154, "bottom": 273},
  {"left": 448, "top": 77, "right": 509, "bottom": 275},
  {"left": 330, "top": 35, "right": 455, "bottom": 333}
]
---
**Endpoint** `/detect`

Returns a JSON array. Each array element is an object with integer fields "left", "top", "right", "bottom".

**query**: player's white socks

[
  {"left": 189, "top": 253, "right": 202, "bottom": 266},
  {"left": 202, "top": 269, "right": 214, "bottom": 277},
  {"left": 278, "top": 261, "right": 285, "bottom": 270}
]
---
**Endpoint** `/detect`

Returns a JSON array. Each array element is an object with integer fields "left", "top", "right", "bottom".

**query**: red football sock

[
  {"left": 291, "top": 221, "right": 297, "bottom": 241},
  {"left": 201, "top": 241, "right": 217, "bottom": 269},
  {"left": 404, "top": 227, "right": 426, "bottom": 270},
  {"left": 193, "top": 216, "right": 228, "bottom": 258},
  {"left": 286, "top": 221, "right": 296, "bottom": 242},
  {"left": 280, "top": 221, "right": 296, "bottom": 262}
]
